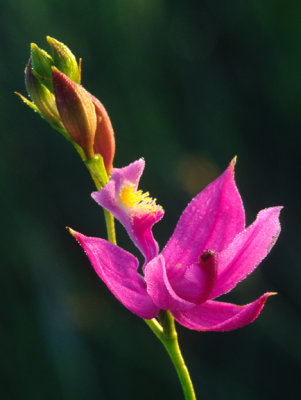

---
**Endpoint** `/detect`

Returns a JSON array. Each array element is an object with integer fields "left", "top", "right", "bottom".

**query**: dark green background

[{"left": 1, "top": 1, "right": 300, "bottom": 399}]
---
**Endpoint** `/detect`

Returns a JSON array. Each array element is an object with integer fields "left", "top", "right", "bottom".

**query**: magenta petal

[
  {"left": 144, "top": 255, "right": 195, "bottom": 311},
  {"left": 212, "top": 207, "right": 282, "bottom": 298},
  {"left": 172, "top": 293, "right": 275, "bottom": 331},
  {"left": 130, "top": 211, "right": 164, "bottom": 263},
  {"left": 162, "top": 159, "right": 245, "bottom": 270},
  {"left": 70, "top": 229, "right": 159, "bottom": 319},
  {"left": 92, "top": 159, "right": 164, "bottom": 262}
]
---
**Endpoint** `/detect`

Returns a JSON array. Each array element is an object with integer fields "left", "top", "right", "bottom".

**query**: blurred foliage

[{"left": 1, "top": 0, "right": 300, "bottom": 399}]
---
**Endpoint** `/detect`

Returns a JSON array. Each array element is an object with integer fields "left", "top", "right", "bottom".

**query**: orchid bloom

[{"left": 69, "top": 159, "right": 282, "bottom": 331}]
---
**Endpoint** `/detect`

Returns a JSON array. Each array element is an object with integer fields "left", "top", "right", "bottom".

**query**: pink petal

[
  {"left": 92, "top": 159, "right": 145, "bottom": 211},
  {"left": 144, "top": 255, "right": 195, "bottom": 311},
  {"left": 211, "top": 207, "right": 282, "bottom": 299},
  {"left": 130, "top": 211, "right": 164, "bottom": 263},
  {"left": 162, "top": 159, "right": 245, "bottom": 271},
  {"left": 92, "top": 159, "right": 164, "bottom": 262},
  {"left": 70, "top": 229, "right": 159, "bottom": 319},
  {"left": 172, "top": 293, "right": 275, "bottom": 331}
]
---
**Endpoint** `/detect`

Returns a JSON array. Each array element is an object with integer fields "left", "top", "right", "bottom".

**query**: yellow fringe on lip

[{"left": 120, "top": 184, "right": 162, "bottom": 214}]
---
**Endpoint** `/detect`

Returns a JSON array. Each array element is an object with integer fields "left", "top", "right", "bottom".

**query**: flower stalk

[
  {"left": 85, "top": 155, "right": 116, "bottom": 245},
  {"left": 145, "top": 312, "right": 196, "bottom": 400}
]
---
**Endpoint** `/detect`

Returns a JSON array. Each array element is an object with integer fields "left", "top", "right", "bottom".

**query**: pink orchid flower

[{"left": 69, "top": 159, "right": 282, "bottom": 331}]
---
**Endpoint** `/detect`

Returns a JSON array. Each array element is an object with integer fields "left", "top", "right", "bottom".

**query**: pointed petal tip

[
  {"left": 229, "top": 156, "right": 238, "bottom": 175},
  {"left": 66, "top": 227, "right": 82, "bottom": 241},
  {"left": 266, "top": 291, "right": 277, "bottom": 298},
  {"left": 127, "top": 158, "right": 145, "bottom": 183},
  {"left": 245, "top": 290, "right": 277, "bottom": 309},
  {"left": 271, "top": 205, "right": 283, "bottom": 212},
  {"left": 249, "top": 291, "right": 277, "bottom": 312},
  {"left": 172, "top": 291, "right": 275, "bottom": 332},
  {"left": 66, "top": 226, "right": 74, "bottom": 235},
  {"left": 231, "top": 155, "right": 237, "bottom": 167},
  {"left": 127, "top": 157, "right": 145, "bottom": 169},
  {"left": 91, "top": 190, "right": 100, "bottom": 202},
  {"left": 258, "top": 205, "right": 283, "bottom": 219},
  {"left": 130, "top": 157, "right": 145, "bottom": 171},
  {"left": 106, "top": 158, "right": 145, "bottom": 181}
]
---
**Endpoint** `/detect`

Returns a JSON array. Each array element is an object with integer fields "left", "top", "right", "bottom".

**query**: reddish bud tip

[
  {"left": 89, "top": 94, "right": 115, "bottom": 174},
  {"left": 52, "top": 68, "right": 97, "bottom": 158}
]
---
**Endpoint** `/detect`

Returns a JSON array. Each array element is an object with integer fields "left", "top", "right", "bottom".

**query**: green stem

[
  {"left": 85, "top": 155, "right": 116, "bottom": 244},
  {"left": 84, "top": 155, "right": 195, "bottom": 399},
  {"left": 103, "top": 209, "right": 116, "bottom": 244},
  {"left": 162, "top": 312, "right": 196, "bottom": 400},
  {"left": 145, "top": 312, "right": 196, "bottom": 400},
  {"left": 144, "top": 317, "right": 164, "bottom": 341}
]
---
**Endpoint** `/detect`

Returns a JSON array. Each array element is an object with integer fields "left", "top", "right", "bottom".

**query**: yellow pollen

[{"left": 120, "top": 184, "right": 162, "bottom": 215}]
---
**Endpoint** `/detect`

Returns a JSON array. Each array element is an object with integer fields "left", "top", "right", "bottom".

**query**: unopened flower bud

[
  {"left": 30, "top": 43, "right": 54, "bottom": 91},
  {"left": 47, "top": 36, "right": 80, "bottom": 83},
  {"left": 89, "top": 94, "right": 115, "bottom": 174},
  {"left": 52, "top": 67, "right": 97, "bottom": 158},
  {"left": 25, "top": 60, "right": 62, "bottom": 126}
]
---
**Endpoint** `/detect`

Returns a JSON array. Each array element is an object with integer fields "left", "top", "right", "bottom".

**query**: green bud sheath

[
  {"left": 25, "top": 61, "right": 62, "bottom": 126},
  {"left": 52, "top": 68, "right": 97, "bottom": 158},
  {"left": 47, "top": 36, "right": 80, "bottom": 83},
  {"left": 30, "top": 43, "right": 54, "bottom": 92}
]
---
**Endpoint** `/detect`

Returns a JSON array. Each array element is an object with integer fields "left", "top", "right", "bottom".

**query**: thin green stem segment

[
  {"left": 103, "top": 210, "right": 116, "bottom": 244},
  {"left": 145, "top": 312, "right": 196, "bottom": 400},
  {"left": 85, "top": 155, "right": 195, "bottom": 399},
  {"left": 162, "top": 312, "right": 196, "bottom": 400},
  {"left": 85, "top": 155, "right": 116, "bottom": 244}
]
